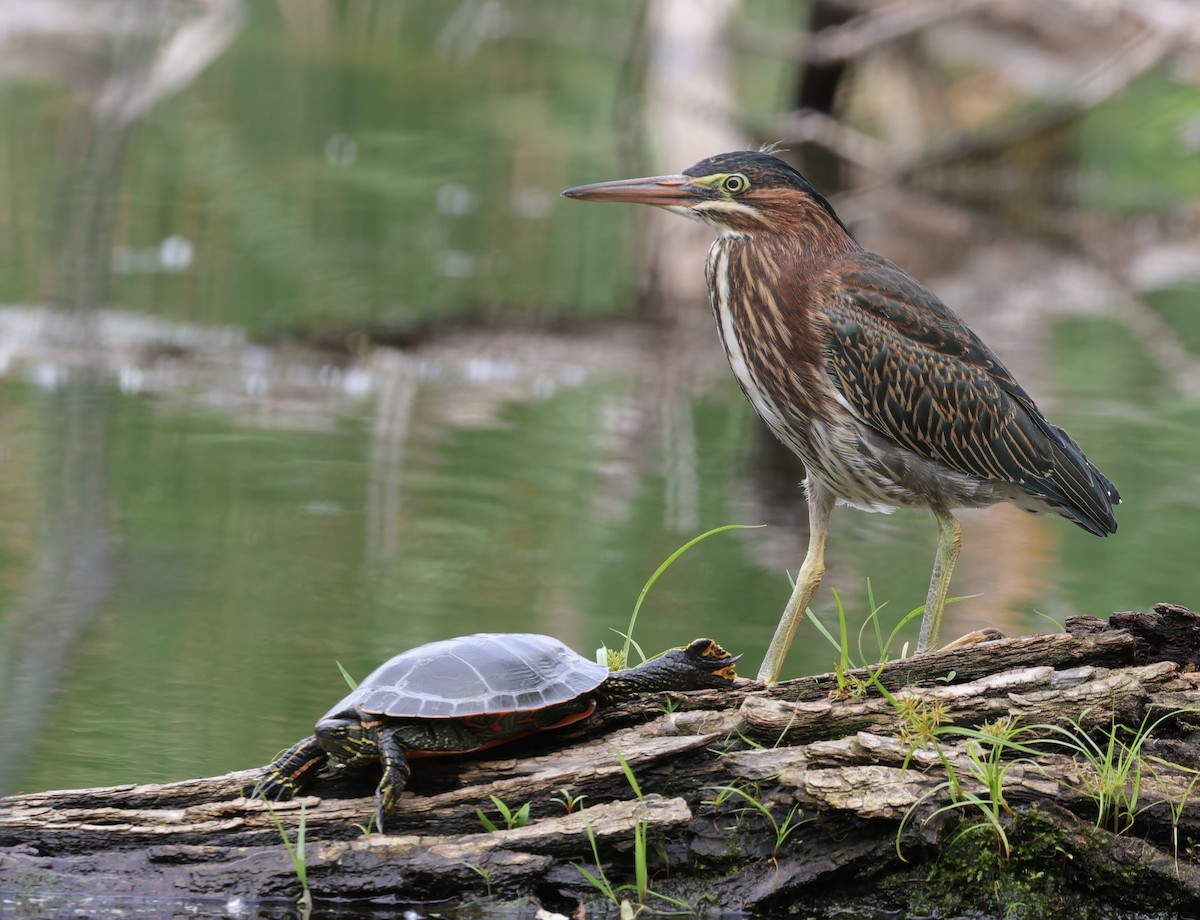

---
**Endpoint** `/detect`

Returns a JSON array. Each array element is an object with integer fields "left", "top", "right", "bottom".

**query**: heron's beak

[{"left": 562, "top": 174, "right": 696, "bottom": 206}]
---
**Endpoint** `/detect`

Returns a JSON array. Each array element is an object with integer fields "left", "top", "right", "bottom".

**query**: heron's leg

[
  {"left": 757, "top": 482, "right": 836, "bottom": 684},
  {"left": 916, "top": 507, "right": 962, "bottom": 653}
]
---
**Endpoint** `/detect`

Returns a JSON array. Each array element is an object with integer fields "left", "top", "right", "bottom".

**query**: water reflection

[
  {"left": 0, "top": 0, "right": 245, "bottom": 794},
  {"left": 0, "top": 373, "right": 115, "bottom": 792}
]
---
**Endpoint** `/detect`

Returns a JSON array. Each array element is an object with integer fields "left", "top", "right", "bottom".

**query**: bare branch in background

[
  {"left": 759, "top": 0, "right": 1193, "bottom": 179},
  {"left": 738, "top": 0, "right": 991, "bottom": 66}
]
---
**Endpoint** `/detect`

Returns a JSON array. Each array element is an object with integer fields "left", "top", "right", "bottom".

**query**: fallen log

[{"left": 4, "top": 604, "right": 1200, "bottom": 916}]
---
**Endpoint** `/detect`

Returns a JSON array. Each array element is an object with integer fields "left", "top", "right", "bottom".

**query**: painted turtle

[{"left": 253, "top": 633, "right": 739, "bottom": 831}]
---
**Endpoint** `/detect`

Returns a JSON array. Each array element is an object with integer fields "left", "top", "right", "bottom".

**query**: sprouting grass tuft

[
  {"left": 476, "top": 794, "right": 531, "bottom": 832},
  {"left": 553, "top": 787, "right": 586, "bottom": 814},
  {"left": 703, "top": 782, "right": 808, "bottom": 856},
  {"left": 1035, "top": 708, "right": 1200, "bottom": 833},
  {"left": 462, "top": 862, "right": 493, "bottom": 900}
]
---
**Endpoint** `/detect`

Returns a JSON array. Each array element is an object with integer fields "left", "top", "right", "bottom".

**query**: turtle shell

[{"left": 325, "top": 633, "right": 609, "bottom": 721}]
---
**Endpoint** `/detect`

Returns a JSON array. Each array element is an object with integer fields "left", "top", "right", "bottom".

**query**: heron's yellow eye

[{"left": 720, "top": 173, "right": 750, "bottom": 195}]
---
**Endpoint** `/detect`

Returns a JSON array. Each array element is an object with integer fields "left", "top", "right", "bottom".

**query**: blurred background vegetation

[{"left": 0, "top": 0, "right": 1198, "bottom": 797}]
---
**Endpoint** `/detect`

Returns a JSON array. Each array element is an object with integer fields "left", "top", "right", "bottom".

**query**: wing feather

[{"left": 819, "top": 253, "right": 1118, "bottom": 535}]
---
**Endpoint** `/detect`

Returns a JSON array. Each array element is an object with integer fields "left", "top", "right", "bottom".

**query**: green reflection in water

[
  {"left": 1052, "top": 318, "right": 1200, "bottom": 617},
  {"left": 13, "top": 394, "right": 373, "bottom": 792}
]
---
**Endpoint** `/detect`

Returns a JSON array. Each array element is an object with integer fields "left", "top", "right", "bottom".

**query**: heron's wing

[{"left": 821, "top": 252, "right": 1117, "bottom": 535}]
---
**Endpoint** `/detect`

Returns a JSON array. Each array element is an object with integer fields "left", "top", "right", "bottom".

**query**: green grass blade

[
  {"left": 489, "top": 794, "right": 512, "bottom": 824},
  {"left": 262, "top": 800, "right": 310, "bottom": 903},
  {"left": 1029, "top": 608, "right": 1065, "bottom": 632},
  {"left": 573, "top": 865, "right": 615, "bottom": 903},
  {"left": 577, "top": 818, "right": 617, "bottom": 903},
  {"left": 616, "top": 751, "right": 643, "bottom": 801},
  {"left": 622, "top": 524, "right": 763, "bottom": 663},
  {"left": 294, "top": 805, "right": 308, "bottom": 887},
  {"left": 335, "top": 661, "right": 358, "bottom": 690},
  {"left": 475, "top": 809, "right": 498, "bottom": 833},
  {"left": 866, "top": 578, "right": 885, "bottom": 658},
  {"left": 807, "top": 608, "right": 842, "bottom": 655},
  {"left": 634, "top": 821, "right": 648, "bottom": 902},
  {"left": 832, "top": 587, "right": 850, "bottom": 672},
  {"left": 648, "top": 891, "right": 694, "bottom": 910}
]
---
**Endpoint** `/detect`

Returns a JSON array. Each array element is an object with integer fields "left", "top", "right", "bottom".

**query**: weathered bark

[{"left": 4, "top": 604, "right": 1200, "bottom": 915}]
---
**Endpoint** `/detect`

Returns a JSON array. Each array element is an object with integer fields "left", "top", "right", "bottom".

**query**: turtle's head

[
  {"left": 606, "top": 638, "right": 741, "bottom": 697},
  {"left": 670, "top": 638, "right": 742, "bottom": 687},
  {"left": 314, "top": 715, "right": 378, "bottom": 763}
]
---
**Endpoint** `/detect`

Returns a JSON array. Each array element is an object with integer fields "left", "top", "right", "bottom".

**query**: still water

[{"left": 0, "top": 1, "right": 1199, "bottom": 916}]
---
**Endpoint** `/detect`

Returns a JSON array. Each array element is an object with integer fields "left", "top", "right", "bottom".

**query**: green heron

[{"left": 563, "top": 150, "right": 1119, "bottom": 684}]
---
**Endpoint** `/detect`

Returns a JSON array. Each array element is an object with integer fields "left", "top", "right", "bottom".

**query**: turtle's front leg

[
  {"left": 373, "top": 725, "right": 412, "bottom": 833},
  {"left": 252, "top": 736, "right": 328, "bottom": 801}
]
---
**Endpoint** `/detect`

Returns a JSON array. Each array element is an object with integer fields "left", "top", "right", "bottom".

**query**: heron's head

[{"left": 563, "top": 150, "right": 851, "bottom": 240}]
